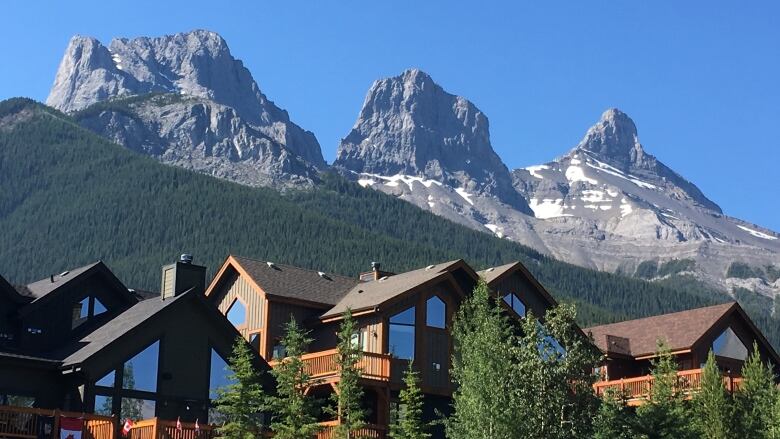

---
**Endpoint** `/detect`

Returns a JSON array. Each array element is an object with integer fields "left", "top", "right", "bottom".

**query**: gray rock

[
  {"left": 47, "top": 30, "right": 324, "bottom": 188},
  {"left": 335, "top": 69, "right": 531, "bottom": 213}
]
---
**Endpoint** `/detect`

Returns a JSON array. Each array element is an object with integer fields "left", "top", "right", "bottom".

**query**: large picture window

[
  {"left": 712, "top": 327, "right": 748, "bottom": 361},
  {"left": 502, "top": 293, "right": 526, "bottom": 317},
  {"left": 209, "top": 349, "right": 234, "bottom": 399},
  {"left": 93, "top": 339, "right": 161, "bottom": 420},
  {"left": 389, "top": 307, "right": 415, "bottom": 360},
  {"left": 123, "top": 341, "right": 160, "bottom": 392},
  {"left": 426, "top": 296, "right": 446, "bottom": 329}
]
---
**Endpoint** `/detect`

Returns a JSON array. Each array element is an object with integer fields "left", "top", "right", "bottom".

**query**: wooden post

[
  {"left": 152, "top": 418, "right": 159, "bottom": 439},
  {"left": 53, "top": 409, "right": 61, "bottom": 439}
]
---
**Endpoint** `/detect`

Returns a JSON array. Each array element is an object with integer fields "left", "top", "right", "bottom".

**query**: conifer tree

[
  {"left": 267, "top": 317, "right": 321, "bottom": 439},
  {"left": 329, "top": 308, "right": 366, "bottom": 438},
  {"left": 445, "top": 279, "right": 519, "bottom": 439},
  {"left": 389, "top": 362, "right": 430, "bottom": 439},
  {"left": 735, "top": 342, "right": 776, "bottom": 438},
  {"left": 635, "top": 340, "right": 693, "bottom": 439},
  {"left": 593, "top": 388, "right": 637, "bottom": 439},
  {"left": 691, "top": 350, "right": 733, "bottom": 438},
  {"left": 213, "top": 337, "right": 267, "bottom": 439}
]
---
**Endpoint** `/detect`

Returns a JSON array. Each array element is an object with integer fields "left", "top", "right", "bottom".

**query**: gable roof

[
  {"left": 17, "top": 261, "right": 135, "bottom": 317},
  {"left": 209, "top": 256, "right": 359, "bottom": 307},
  {"left": 585, "top": 302, "right": 745, "bottom": 359},
  {"left": 478, "top": 261, "right": 558, "bottom": 307},
  {"left": 321, "top": 260, "right": 468, "bottom": 319},
  {"left": 0, "top": 274, "right": 30, "bottom": 305}
]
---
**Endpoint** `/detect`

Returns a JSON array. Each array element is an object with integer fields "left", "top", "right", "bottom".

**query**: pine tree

[
  {"left": 593, "top": 387, "right": 637, "bottom": 439},
  {"left": 635, "top": 340, "right": 693, "bottom": 439},
  {"left": 445, "top": 279, "right": 519, "bottom": 439},
  {"left": 267, "top": 317, "right": 321, "bottom": 439},
  {"left": 329, "top": 308, "right": 366, "bottom": 438},
  {"left": 735, "top": 342, "right": 776, "bottom": 438},
  {"left": 213, "top": 337, "right": 267, "bottom": 439},
  {"left": 691, "top": 350, "right": 733, "bottom": 438},
  {"left": 389, "top": 362, "right": 430, "bottom": 439},
  {"left": 121, "top": 364, "right": 143, "bottom": 420}
]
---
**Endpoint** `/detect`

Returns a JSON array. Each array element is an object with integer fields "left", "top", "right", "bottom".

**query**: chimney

[
  {"left": 371, "top": 261, "right": 381, "bottom": 280},
  {"left": 160, "top": 254, "right": 206, "bottom": 299}
]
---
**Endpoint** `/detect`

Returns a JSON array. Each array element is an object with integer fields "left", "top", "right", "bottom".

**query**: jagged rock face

[
  {"left": 335, "top": 69, "right": 530, "bottom": 213},
  {"left": 46, "top": 30, "right": 324, "bottom": 187}
]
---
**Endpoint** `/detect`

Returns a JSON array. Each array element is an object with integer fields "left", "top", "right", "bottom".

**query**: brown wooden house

[
  {"left": 0, "top": 257, "right": 269, "bottom": 424},
  {"left": 205, "top": 256, "right": 559, "bottom": 438}
]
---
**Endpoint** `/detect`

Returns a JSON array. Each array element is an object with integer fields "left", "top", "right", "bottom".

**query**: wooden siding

[
  {"left": 489, "top": 271, "right": 553, "bottom": 319},
  {"left": 266, "top": 301, "right": 322, "bottom": 358},
  {"left": 215, "top": 272, "right": 264, "bottom": 339}
]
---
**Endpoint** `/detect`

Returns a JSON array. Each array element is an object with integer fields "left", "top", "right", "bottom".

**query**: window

[
  {"left": 72, "top": 297, "right": 90, "bottom": 328},
  {"left": 389, "top": 307, "right": 415, "bottom": 360},
  {"left": 249, "top": 332, "right": 261, "bottom": 352},
  {"left": 536, "top": 322, "right": 565, "bottom": 359},
  {"left": 426, "top": 296, "right": 446, "bottom": 329},
  {"left": 94, "top": 298, "right": 107, "bottom": 316},
  {"left": 351, "top": 332, "right": 361, "bottom": 348},
  {"left": 209, "top": 349, "right": 234, "bottom": 399},
  {"left": 226, "top": 299, "right": 247, "bottom": 327},
  {"left": 502, "top": 293, "right": 526, "bottom": 317},
  {"left": 94, "top": 395, "right": 113, "bottom": 416},
  {"left": 95, "top": 370, "right": 115, "bottom": 388},
  {"left": 121, "top": 397, "right": 155, "bottom": 420},
  {"left": 712, "top": 327, "right": 748, "bottom": 361},
  {"left": 1, "top": 394, "right": 35, "bottom": 407},
  {"left": 123, "top": 341, "right": 159, "bottom": 392},
  {"left": 272, "top": 344, "right": 286, "bottom": 359}
]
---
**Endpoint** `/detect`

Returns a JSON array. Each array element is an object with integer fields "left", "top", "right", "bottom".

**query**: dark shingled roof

[
  {"left": 24, "top": 262, "right": 102, "bottom": 301},
  {"left": 585, "top": 302, "right": 737, "bottom": 358},
  {"left": 56, "top": 293, "right": 188, "bottom": 366},
  {"left": 321, "top": 260, "right": 463, "bottom": 318},
  {"left": 232, "top": 256, "right": 359, "bottom": 306}
]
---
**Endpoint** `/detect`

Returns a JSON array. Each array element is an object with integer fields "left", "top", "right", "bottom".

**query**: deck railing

[
  {"left": 593, "top": 368, "right": 743, "bottom": 404},
  {"left": 0, "top": 405, "right": 116, "bottom": 439},
  {"left": 127, "top": 418, "right": 215, "bottom": 439},
  {"left": 315, "top": 421, "right": 386, "bottom": 439},
  {"left": 269, "top": 349, "right": 392, "bottom": 383}
]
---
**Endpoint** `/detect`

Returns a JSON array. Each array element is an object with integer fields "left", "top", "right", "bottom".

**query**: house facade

[
  {"left": 0, "top": 257, "right": 268, "bottom": 423},
  {"left": 205, "top": 257, "right": 559, "bottom": 438}
]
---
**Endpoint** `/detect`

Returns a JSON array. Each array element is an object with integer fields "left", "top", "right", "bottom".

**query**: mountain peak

[{"left": 575, "top": 108, "right": 645, "bottom": 169}]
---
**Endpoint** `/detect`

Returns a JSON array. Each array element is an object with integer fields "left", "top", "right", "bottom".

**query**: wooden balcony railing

[
  {"left": 593, "top": 368, "right": 743, "bottom": 405},
  {"left": 0, "top": 405, "right": 116, "bottom": 439},
  {"left": 127, "top": 417, "right": 215, "bottom": 439},
  {"left": 315, "top": 421, "right": 386, "bottom": 439},
  {"left": 269, "top": 349, "right": 392, "bottom": 383}
]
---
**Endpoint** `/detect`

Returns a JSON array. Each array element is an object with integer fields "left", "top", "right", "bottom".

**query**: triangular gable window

[
  {"left": 209, "top": 348, "right": 235, "bottom": 399},
  {"left": 94, "top": 298, "right": 107, "bottom": 316},
  {"left": 226, "top": 299, "right": 246, "bottom": 327},
  {"left": 123, "top": 341, "right": 159, "bottom": 392},
  {"left": 712, "top": 327, "right": 748, "bottom": 361}
]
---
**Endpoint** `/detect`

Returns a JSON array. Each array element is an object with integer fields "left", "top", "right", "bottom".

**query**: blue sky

[{"left": 2, "top": 1, "right": 778, "bottom": 230}]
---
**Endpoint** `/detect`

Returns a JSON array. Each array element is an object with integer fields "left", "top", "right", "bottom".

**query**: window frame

[
  {"left": 225, "top": 297, "right": 248, "bottom": 330},
  {"left": 502, "top": 293, "right": 526, "bottom": 318},
  {"left": 388, "top": 306, "right": 416, "bottom": 360},
  {"left": 425, "top": 295, "right": 447, "bottom": 329}
]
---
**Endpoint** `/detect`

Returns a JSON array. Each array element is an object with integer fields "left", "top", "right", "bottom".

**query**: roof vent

[
  {"left": 486, "top": 267, "right": 495, "bottom": 272},
  {"left": 426, "top": 265, "right": 436, "bottom": 271},
  {"left": 59, "top": 271, "right": 70, "bottom": 277},
  {"left": 180, "top": 254, "right": 193, "bottom": 264},
  {"left": 371, "top": 261, "right": 381, "bottom": 271},
  {"left": 267, "top": 261, "right": 277, "bottom": 269},
  {"left": 379, "top": 276, "right": 389, "bottom": 282},
  {"left": 318, "top": 271, "right": 331, "bottom": 280},
  {"left": 357, "top": 289, "right": 364, "bottom": 294}
]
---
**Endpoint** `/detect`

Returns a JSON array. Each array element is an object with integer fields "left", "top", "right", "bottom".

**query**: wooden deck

[
  {"left": 127, "top": 418, "right": 215, "bottom": 439},
  {"left": 269, "top": 349, "right": 393, "bottom": 384},
  {"left": 593, "top": 368, "right": 743, "bottom": 405},
  {"left": 0, "top": 405, "right": 115, "bottom": 439},
  {"left": 315, "top": 421, "right": 386, "bottom": 439}
]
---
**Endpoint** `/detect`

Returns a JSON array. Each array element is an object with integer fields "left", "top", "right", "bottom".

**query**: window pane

[
  {"left": 511, "top": 294, "right": 526, "bottom": 317},
  {"left": 272, "top": 345, "right": 286, "bottom": 359},
  {"left": 712, "top": 327, "right": 748, "bottom": 361},
  {"left": 389, "top": 324, "right": 415, "bottom": 360},
  {"left": 72, "top": 297, "right": 90, "bottom": 328},
  {"left": 226, "top": 299, "right": 246, "bottom": 326},
  {"left": 123, "top": 341, "right": 159, "bottom": 392},
  {"left": 3, "top": 395, "right": 34, "bottom": 407},
  {"left": 249, "top": 333, "right": 261, "bottom": 351},
  {"left": 503, "top": 294, "right": 512, "bottom": 306},
  {"left": 426, "top": 297, "right": 446, "bottom": 329},
  {"left": 95, "top": 370, "right": 115, "bottom": 387},
  {"left": 121, "top": 398, "right": 155, "bottom": 420},
  {"left": 390, "top": 307, "right": 415, "bottom": 325},
  {"left": 209, "top": 349, "right": 234, "bottom": 400},
  {"left": 94, "top": 395, "right": 113, "bottom": 416},
  {"left": 94, "top": 298, "right": 107, "bottom": 316}
]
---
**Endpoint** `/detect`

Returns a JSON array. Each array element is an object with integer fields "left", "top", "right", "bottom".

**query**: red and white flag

[
  {"left": 176, "top": 417, "right": 182, "bottom": 432},
  {"left": 121, "top": 419, "right": 134, "bottom": 437},
  {"left": 194, "top": 419, "right": 199, "bottom": 433},
  {"left": 60, "top": 417, "right": 82, "bottom": 439}
]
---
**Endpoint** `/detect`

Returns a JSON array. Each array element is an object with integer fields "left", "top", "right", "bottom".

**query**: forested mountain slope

[{"left": 2, "top": 98, "right": 776, "bottom": 344}]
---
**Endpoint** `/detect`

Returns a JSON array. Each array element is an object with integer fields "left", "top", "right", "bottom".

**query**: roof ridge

[{"left": 231, "top": 255, "right": 356, "bottom": 281}]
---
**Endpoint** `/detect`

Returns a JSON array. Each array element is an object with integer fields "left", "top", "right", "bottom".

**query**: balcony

[
  {"left": 315, "top": 421, "right": 386, "bottom": 439},
  {"left": 0, "top": 405, "right": 115, "bottom": 439},
  {"left": 593, "top": 368, "right": 743, "bottom": 405},
  {"left": 127, "top": 417, "right": 216, "bottom": 439},
  {"left": 269, "top": 349, "right": 393, "bottom": 384}
]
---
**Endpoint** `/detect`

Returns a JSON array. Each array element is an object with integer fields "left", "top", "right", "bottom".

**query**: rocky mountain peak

[
  {"left": 574, "top": 108, "right": 649, "bottom": 172},
  {"left": 336, "top": 69, "right": 530, "bottom": 212}
]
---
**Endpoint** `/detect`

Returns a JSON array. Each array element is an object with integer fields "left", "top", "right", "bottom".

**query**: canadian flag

[
  {"left": 60, "top": 417, "right": 82, "bottom": 439},
  {"left": 194, "top": 419, "right": 199, "bottom": 433},
  {"left": 176, "top": 417, "right": 182, "bottom": 432},
  {"left": 121, "top": 419, "right": 134, "bottom": 437}
]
